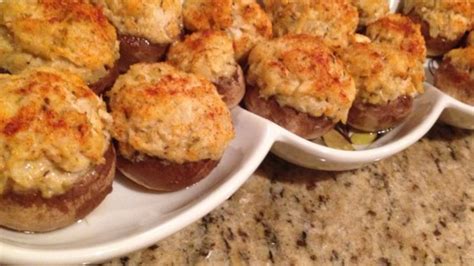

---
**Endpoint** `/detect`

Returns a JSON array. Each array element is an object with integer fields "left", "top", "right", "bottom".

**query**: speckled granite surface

[{"left": 104, "top": 124, "right": 473, "bottom": 265}]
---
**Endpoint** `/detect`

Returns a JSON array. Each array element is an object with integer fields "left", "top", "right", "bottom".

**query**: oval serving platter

[{"left": 1, "top": 0, "right": 473, "bottom": 264}]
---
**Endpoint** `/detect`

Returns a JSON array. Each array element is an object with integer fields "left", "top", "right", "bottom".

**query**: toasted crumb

[
  {"left": 109, "top": 63, "right": 234, "bottom": 163},
  {"left": 247, "top": 34, "right": 356, "bottom": 123}
]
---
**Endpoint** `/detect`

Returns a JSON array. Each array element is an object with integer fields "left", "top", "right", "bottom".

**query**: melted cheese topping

[
  {"left": 338, "top": 42, "right": 424, "bottom": 105},
  {"left": 350, "top": 0, "right": 389, "bottom": 26},
  {"left": 92, "top": 0, "right": 183, "bottom": 44},
  {"left": 167, "top": 31, "right": 237, "bottom": 83},
  {"left": 247, "top": 34, "right": 356, "bottom": 123},
  {"left": 366, "top": 13, "right": 426, "bottom": 62},
  {"left": 0, "top": 0, "right": 119, "bottom": 84},
  {"left": 0, "top": 68, "right": 111, "bottom": 197},
  {"left": 183, "top": 0, "right": 272, "bottom": 61},
  {"left": 108, "top": 63, "right": 234, "bottom": 163},
  {"left": 403, "top": 0, "right": 473, "bottom": 40},
  {"left": 264, "top": 0, "right": 358, "bottom": 48}
]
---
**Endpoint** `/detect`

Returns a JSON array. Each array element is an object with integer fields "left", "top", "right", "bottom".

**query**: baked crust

[
  {"left": 337, "top": 42, "right": 424, "bottom": 105},
  {"left": 0, "top": 68, "right": 112, "bottom": 197},
  {"left": 366, "top": 13, "right": 426, "bottom": 62},
  {"left": 247, "top": 34, "right": 356, "bottom": 123},
  {"left": 109, "top": 63, "right": 234, "bottom": 164},
  {"left": 403, "top": 0, "right": 473, "bottom": 56},
  {"left": 407, "top": 11, "right": 464, "bottom": 56},
  {"left": 183, "top": 0, "right": 272, "bottom": 61},
  {"left": 0, "top": 146, "right": 116, "bottom": 232},
  {"left": 0, "top": 0, "right": 119, "bottom": 84},
  {"left": 167, "top": 30, "right": 245, "bottom": 108},
  {"left": 264, "top": 0, "right": 358, "bottom": 48},
  {"left": 350, "top": 0, "right": 389, "bottom": 26},
  {"left": 91, "top": 0, "right": 182, "bottom": 45}
]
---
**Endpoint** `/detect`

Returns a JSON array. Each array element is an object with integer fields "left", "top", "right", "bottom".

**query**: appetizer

[
  {"left": 337, "top": 41, "right": 424, "bottom": 132},
  {"left": 434, "top": 46, "right": 474, "bottom": 105},
  {"left": 108, "top": 63, "right": 234, "bottom": 191},
  {"left": 92, "top": 0, "right": 183, "bottom": 72},
  {"left": 263, "top": 0, "right": 359, "bottom": 48},
  {"left": 350, "top": 0, "right": 389, "bottom": 26},
  {"left": 245, "top": 34, "right": 356, "bottom": 139},
  {"left": 0, "top": 68, "right": 115, "bottom": 232},
  {"left": 167, "top": 30, "right": 245, "bottom": 108},
  {"left": 366, "top": 13, "right": 427, "bottom": 62},
  {"left": 0, "top": 0, "right": 119, "bottom": 95},
  {"left": 183, "top": 0, "right": 272, "bottom": 62},
  {"left": 403, "top": 0, "right": 474, "bottom": 56}
]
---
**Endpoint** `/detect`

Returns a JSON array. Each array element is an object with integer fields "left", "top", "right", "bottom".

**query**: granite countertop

[{"left": 105, "top": 124, "right": 473, "bottom": 265}]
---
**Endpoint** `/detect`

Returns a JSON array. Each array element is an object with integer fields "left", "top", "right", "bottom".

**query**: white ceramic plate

[
  {"left": 0, "top": 108, "right": 275, "bottom": 264},
  {"left": 1, "top": 0, "right": 474, "bottom": 264}
]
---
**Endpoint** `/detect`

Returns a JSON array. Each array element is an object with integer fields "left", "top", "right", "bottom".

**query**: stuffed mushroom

[
  {"left": 92, "top": 0, "right": 183, "bottom": 72},
  {"left": 108, "top": 63, "right": 234, "bottom": 191},
  {"left": 167, "top": 30, "right": 245, "bottom": 108},
  {"left": 434, "top": 46, "right": 474, "bottom": 105},
  {"left": 337, "top": 41, "right": 425, "bottom": 132},
  {"left": 245, "top": 34, "right": 356, "bottom": 139},
  {"left": 263, "top": 0, "right": 359, "bottom": 49},
  {"left": 0, "top": 68, "right": 115, "bottom": 232},
  {"left": 0, "top": 0, "right": 120, "bottom": 94},
  {"left": 403, "top": 0, "right": 473, "bottom": 56},
  {"left": 350, "top": 0, "right": 389, "bottom": 27},
  {"left": 366, "top": 13, "right": 427, "bottom": 62},
  {"left": 183, "top": 0, "right": 272, "bottom": 62}
]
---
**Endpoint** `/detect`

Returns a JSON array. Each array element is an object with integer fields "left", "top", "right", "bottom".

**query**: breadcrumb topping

[
  {"left": 0, "top": 0, "right": 119, "bottom": 84},
  {"left": 0, "top": 68, "right": 111, "bottom": 197},
  {"left": 109, "top": 63, "right": 234, "bottom": 163},
  {"left": 263, "top": 0, "right": 359, "bottom": 48},
  {"left": 92, "top": 0, "right": 183, "bottom": 44},
  {"left": 403, "top": 0, "right": 473, "bottom": 40},
  {"left": 247, "top": 34, "right": 356, "bottom": 123},
  {"left": 338, "top": 41, "right": 424, "bottom": 105},
  {"left": 167, "top": 31, "right": 237, "bottom": 84},
  {"left": 350, "top": 0, "right": 389, "bottom": 26},
  {"left": 183, "top": 0, "right": 272, "bottom": 61},
  {"left": 366, "top": 13, "right": 427, "bottom": 62}
]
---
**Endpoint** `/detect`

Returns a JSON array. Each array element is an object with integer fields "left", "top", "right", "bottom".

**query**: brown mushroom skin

[
  {"left": 434, "top": 59, "right": 474, "bottom": 105},
  {"left": 89, "top": 63, "right": 120, "bottom": 95},
  {"left": 118, "top": 35, "right": 169, "bottom": 73},
  {"left": 214, "top": 66, "right": 246, "bottom": 108},
  {"left": 117, "top": 154, "right": 219, "bottom": 192},
  {"left": 244, "top": 85, "right": 335, "bottom": 139},
  {"left": 347, "top": 95, "right": 414, "bottom": 132},
  {"left": 407, "top": 11, "right": 464, "bottom": 57},
  {"left": 0, "top": 146, "right": 116, "bottom": 233}
]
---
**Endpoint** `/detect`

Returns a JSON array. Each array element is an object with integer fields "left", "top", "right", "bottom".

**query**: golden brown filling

[
  {"left": 109, "top": 63, "right": 234, "bottom": 164},
  {"left": 0, "top": 0, "right": 119, "bottom": 84},
  {"left": 92, "top": 0, "right": 183, "bottom": 45},
  {"left": 403, "top": 0, "right": 473, "bottom": 40},
  {"left": 247, "top": 34, "right": 356, "bottom": 123},
  {"left": 0, "top": 68, "right": 111, "bottom": 198}
]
